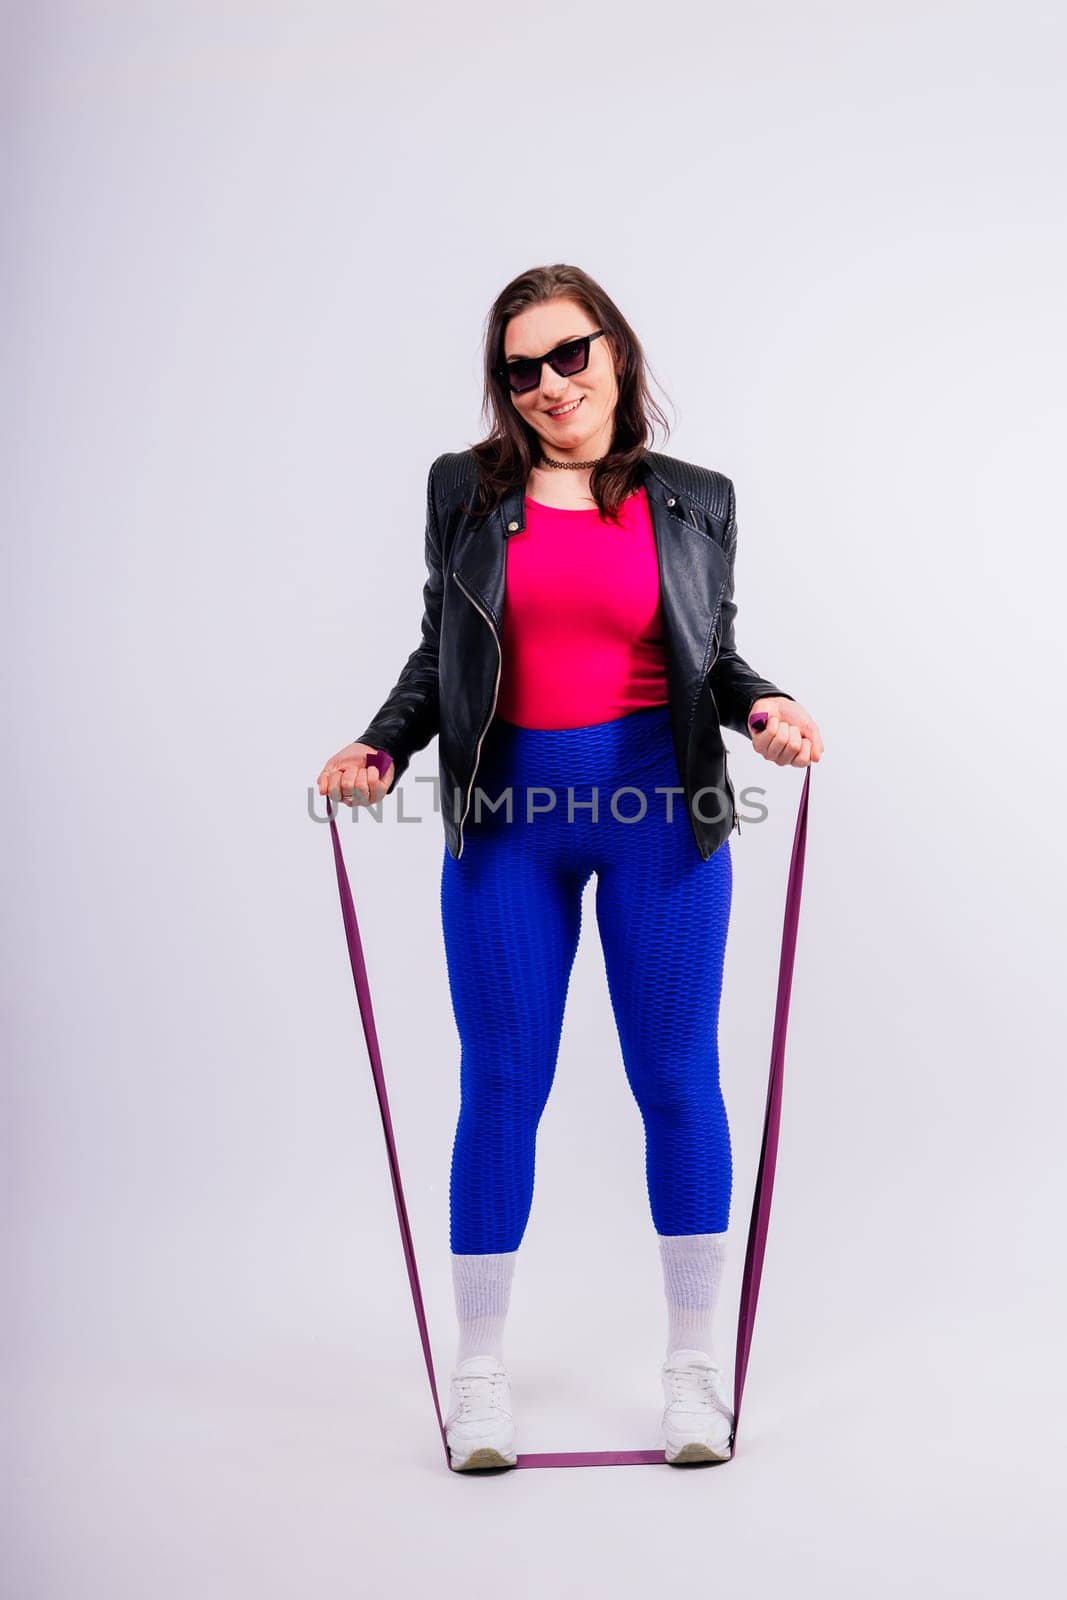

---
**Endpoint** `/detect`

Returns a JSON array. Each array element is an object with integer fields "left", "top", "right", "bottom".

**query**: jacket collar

[{"left": 494, "top": 453, "right": 700, "bottom": 539}]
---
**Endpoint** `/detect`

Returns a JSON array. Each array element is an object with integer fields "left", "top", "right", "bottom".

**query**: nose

[{"left": 539, "top": 364, "right": 569, "bottom": 400}]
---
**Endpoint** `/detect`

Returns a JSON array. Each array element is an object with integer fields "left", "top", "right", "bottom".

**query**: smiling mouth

[{"left": 546, "top": 397, "right": 583, "bottom": 417}]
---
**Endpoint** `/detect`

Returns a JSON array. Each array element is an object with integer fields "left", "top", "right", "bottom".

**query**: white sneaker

[
  {"left": 445, "top": 1355, "right": 518, "bottom": 1471},
  {"left": 661, "top": 1348, "right": 734, "bottom": 1464}
]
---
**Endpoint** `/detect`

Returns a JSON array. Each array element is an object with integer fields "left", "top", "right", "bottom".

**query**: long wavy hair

[{"left": 465, "top": 264, "right": 673, "bottom": 524}]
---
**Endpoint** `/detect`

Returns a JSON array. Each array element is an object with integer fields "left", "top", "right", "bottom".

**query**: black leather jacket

[{"left": 356, "top": 448, "right": 795, "bottom": 861}]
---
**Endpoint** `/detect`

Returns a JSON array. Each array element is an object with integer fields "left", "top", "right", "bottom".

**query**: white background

[{"left": 5, "top": 1, "right": 1064, "bottom": 1594}]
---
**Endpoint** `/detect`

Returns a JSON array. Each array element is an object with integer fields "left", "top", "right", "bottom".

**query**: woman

[{"left": 317, "top": 264, "right": 823, "bottom": 1471}]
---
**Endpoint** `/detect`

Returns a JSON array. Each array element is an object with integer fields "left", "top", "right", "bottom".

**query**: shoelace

[
  {"left": 664, "top": 1361, "right": 733, "bottom": 1420},
  {"left": 452, "top": 1371, "right": 507, "bottom": 1420}
]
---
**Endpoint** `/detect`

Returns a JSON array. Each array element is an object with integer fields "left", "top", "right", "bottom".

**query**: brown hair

[{"left": 465, "top": 263, "right": 673, "bottom": 524}]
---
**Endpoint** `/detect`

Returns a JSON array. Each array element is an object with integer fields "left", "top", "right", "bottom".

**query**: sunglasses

[{"left": 495, "top": 329, "right": 607, "bottom": 394}]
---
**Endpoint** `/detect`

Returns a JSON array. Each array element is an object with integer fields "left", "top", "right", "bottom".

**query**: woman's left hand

[{"left": 747, "top": 696, "right": 823, "bottom": 767}]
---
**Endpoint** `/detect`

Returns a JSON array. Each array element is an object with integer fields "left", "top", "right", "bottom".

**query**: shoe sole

[
  {"left": 449, "top": 1445, "right": 517, "bottom": 1471},
  {"left": 665, "top": 1439, "right": 732, "bottom": 1465}
]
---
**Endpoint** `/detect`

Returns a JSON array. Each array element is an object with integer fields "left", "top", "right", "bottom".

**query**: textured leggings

[{"left": 440, "top": 703, "right": 733, "bottom": 1255}]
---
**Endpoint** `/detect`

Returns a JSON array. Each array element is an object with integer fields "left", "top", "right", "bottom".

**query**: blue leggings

[{"left": 440, "top": 703, "right": 733, "bottom": 1254}]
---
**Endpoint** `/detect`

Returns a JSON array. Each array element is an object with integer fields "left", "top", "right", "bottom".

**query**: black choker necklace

[{"left": 537, "top": 453, "right": 606, "bottom": 470}]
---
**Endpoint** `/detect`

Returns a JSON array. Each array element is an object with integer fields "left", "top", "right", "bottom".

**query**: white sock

[
  {"left": 451, "top": 1250, "right": 518, "bottom": 1366},
  {"left": 658, "top": 1230, "right": 728, "bottom": 1362}
]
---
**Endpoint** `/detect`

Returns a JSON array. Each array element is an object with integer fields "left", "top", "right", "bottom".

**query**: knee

[{"left": 459, "top": 1055, "right": 551, "bottom": 1123}]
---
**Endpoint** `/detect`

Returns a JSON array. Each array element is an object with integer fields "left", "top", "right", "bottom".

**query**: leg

[
  {"left": 440, "top": 830, "right": 585, "bottom": 1257},
  {"left": 657, "top": 1230, "right": 729, "bottom": 1361},
  {"left": 595, "top": 820, "right": 733, "bottom": 1363},
  {"left": 595, "top": 830, "right": 734, "bottom": 1238}
]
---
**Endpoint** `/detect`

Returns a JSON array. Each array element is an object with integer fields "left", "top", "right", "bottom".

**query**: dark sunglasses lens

[
  {"left": 504, "top": 360, "right": 540, "bottom": 393},
  {"left": 551, "top": 338, "right": 590, "bottom": 377}
]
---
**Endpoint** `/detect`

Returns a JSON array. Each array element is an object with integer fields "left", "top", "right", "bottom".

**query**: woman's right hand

[{"left": 317, "top": 741, "right": 395, "bottom": 808}]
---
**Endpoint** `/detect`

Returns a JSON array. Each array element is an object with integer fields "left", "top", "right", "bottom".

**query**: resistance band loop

[{"left": 327, "top": 763, "right": 810, "bottom": 1470}]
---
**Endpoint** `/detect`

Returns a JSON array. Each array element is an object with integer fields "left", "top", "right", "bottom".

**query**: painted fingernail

[{"left": 749, "top": 713, "right": 768, "bottom": 732}]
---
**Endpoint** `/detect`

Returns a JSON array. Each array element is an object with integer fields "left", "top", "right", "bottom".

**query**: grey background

[{"left": 5, "top": 1, "right": 1064, "bottom": 1594}]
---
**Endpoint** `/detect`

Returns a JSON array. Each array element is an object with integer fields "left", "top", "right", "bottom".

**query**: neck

[
  {"left": 527, "top": 460, "right": 598, "bottom": 507},
  {"left": 533, "top": 447, "right": 603, "bottom": 497}
]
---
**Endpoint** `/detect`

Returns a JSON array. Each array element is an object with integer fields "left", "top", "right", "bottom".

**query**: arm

[
  {"left": 707, "top": 477, "right": 796, "bottom": 739},
  {"left": 353, "top": 458, "right": 444, "bottom": 787}
]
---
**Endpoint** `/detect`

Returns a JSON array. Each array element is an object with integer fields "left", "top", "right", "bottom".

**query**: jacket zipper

[
  {"left": 707, "top": 625, "right": 741, "bottom": 838},
  {"left": 452, "top": 571, "right": 502, "bottom": 859}
]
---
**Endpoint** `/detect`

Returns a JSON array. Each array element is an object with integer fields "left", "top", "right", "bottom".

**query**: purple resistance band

[{"left": 327, "top": 754, "right": 811, "bottom": 1470}]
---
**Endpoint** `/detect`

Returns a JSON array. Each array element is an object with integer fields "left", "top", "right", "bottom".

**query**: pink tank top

[{"left": 494, "top": 486, "right": 670, "bottom": 728}]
